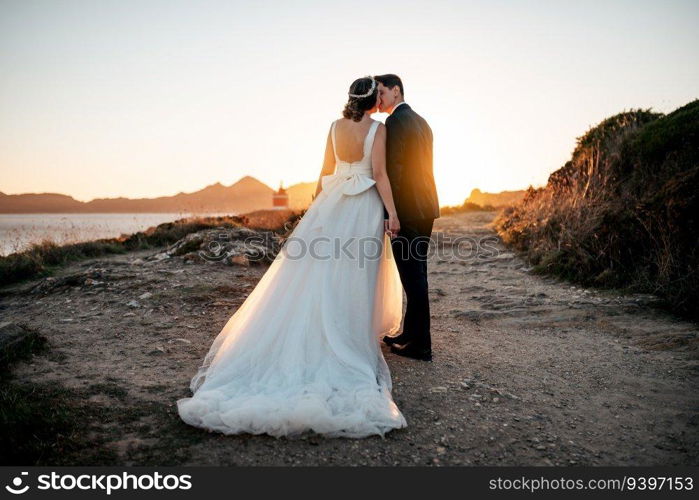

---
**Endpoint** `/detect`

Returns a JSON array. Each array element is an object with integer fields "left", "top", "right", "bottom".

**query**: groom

[{"left": 375, "top": 74, "right": 440, "bottom": 361}]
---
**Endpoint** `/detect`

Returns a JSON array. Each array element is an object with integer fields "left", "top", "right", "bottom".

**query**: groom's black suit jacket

[{"left": 382, "top": 103, "right": 440, "bottom": 222}]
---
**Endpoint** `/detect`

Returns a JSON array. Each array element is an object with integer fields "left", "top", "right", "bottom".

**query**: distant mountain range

[
  {"left": 0, "top": 177, "right": 526, "bottom": 214},
  {"left": 0, "top": 176, "right": 317, "bottom": 214},
  {"left": 465, "top": 188, "right": 526, "bottom": 208}
]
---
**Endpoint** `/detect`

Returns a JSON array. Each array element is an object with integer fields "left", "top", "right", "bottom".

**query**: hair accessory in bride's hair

[{"left": 348, "top": 76, "right": 376, "bottom": 99}]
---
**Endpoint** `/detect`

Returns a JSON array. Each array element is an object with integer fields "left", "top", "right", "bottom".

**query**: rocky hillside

[
  {"left": 494, "top": 99, "right": 699, "bottom": 320},
  {"left": 466, "top": 188, "right": 526, "bottom": 208}
]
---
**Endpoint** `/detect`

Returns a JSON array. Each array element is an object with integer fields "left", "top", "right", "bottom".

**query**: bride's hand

[{"left": 387, "top": 213, "right": 400, "bottom": 239}]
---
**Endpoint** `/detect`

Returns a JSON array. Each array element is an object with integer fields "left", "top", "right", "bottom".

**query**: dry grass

[
  {"left": 494, "top": 99, "right": 699, "bottom": 320},
  {"left": 0, "top": 209, "right": 304, "bottom": 288}
]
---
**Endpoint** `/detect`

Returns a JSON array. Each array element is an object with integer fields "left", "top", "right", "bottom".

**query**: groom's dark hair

[{"left": 374, "top": 74, "right": 404, "bottom": 97}]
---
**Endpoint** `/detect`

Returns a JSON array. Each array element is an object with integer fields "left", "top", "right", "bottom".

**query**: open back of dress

[{"left": 176, "top": 118, "right": 406, "bottom": 438}]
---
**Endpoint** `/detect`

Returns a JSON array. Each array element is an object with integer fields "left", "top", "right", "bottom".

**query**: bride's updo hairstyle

[{"left": 342, "top": 76, "right": 378, "bottom": 122}]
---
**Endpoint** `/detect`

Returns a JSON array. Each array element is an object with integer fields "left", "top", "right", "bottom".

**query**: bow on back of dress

[{"left": 308, "top": 120, "right": 381, "bottom": 233}]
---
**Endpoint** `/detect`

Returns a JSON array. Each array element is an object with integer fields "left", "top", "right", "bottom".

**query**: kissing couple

[{"left": 177, "top": 73, "right": 440, "bottom": 439}]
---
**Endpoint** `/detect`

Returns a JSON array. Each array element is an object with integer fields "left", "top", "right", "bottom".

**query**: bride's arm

[
  {"left": 314, "top": 125, "right": 336, "bottom": 199},
  {"left": 372, "top": 123, "right": 400, "bottom": 237}
]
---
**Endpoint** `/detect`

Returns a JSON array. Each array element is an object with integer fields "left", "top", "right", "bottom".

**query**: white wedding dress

[{"left": 176, "top": 119, "right": 407, "bottom": 438}]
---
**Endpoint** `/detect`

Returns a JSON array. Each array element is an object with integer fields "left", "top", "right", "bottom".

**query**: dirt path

[{"left": 2, "top": 211, "right": 697, "bottom": 465}]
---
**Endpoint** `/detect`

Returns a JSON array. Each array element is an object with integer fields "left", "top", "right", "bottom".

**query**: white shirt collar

[{"left": 390, "top": 101, "right": 407, "bottom": 114}]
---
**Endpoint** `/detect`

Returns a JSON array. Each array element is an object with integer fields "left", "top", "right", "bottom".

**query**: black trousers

[{"left": 389, "top": 217, "right": 434, "bottom": 350}]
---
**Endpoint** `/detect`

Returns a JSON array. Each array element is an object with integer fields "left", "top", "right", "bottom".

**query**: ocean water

[{"left": 0, "top": 212, "right": 235, "bottom": 256}]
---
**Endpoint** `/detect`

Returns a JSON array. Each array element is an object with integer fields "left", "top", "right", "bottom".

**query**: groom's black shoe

[
  {"left": 382, "top": 332, "right": 411, "bottom": 347},
  {"left": 390, "top": 341, "right": 432, "bottom": 361}
]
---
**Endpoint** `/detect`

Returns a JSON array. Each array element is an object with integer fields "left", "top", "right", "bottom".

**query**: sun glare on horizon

[{"left": 1, "top": 0, "right": 697, "bottom": 207}]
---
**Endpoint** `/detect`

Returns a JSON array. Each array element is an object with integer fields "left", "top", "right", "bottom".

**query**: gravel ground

[{"left": 2, "top": 211, "right": 697, "bottom": 465}]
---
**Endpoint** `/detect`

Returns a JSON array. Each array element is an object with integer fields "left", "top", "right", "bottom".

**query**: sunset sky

[{"left": 1, "top": 0, "right": 697, "bottom": 206}]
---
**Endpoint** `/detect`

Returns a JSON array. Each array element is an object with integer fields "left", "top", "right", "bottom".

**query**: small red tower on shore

[{"left": 272, "top": 181, "right": 289, "bottom": 209}]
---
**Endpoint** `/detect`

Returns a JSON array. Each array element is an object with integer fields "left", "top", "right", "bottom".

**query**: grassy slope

[{"left": 494, "top": 99, "right": 699, "bottom": 319}]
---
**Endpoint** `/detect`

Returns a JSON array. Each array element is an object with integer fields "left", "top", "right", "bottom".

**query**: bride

[{"left": 176, "top": 76, "right": 407, "bottom": 438}]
